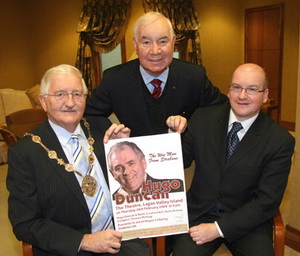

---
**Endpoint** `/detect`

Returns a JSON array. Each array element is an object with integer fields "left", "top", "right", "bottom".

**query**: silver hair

[
  {"left": 40, "top": 64, "right": 88, "bottom": 95},
  {"left": 133, "top": 12, "right": 175, "bottom": 39},
  {"left": 107, "top": 141, "right": 145, "bottom": 172}
]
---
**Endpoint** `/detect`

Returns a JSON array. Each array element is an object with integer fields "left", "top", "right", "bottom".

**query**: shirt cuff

[{"left": 214, "top": 221, "right": 225, "bottom": 238}]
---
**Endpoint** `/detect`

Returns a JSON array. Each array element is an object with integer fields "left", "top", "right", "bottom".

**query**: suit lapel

[
  {"left": 81, "top": 121, "right": 110, "bottom": 185},
  {"left": 225, "top": 112, "right": 265, "bottom": 169},
  {"left": 214, "top": 106, "right": 230, "bottom": 167},
  {"left": 35, "top": 121, "right": 89, "bottom": 212},
  {"left": 164, "top": 61, "right": 181, "bottom": 117},
  {"left": 127, "top": 60, "right": 154, "bottom": 132}
]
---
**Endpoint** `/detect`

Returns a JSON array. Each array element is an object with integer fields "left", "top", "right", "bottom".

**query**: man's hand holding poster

[{"left": 105, "top": 133, "right": 189, "bottom": 240}]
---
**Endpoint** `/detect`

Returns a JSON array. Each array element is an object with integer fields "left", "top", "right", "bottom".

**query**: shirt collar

[
  {"left": 228, "top": 109, "right": 259, "bottom": 133},
  {"left": 48, "top": 119, "right": 83, "bottom": 146},
  {"left": 140, "top": 65, "right": 169, "bottom": 85}
]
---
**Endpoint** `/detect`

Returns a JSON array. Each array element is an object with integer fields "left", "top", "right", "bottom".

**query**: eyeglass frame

[
  {"left": 44, "top": 92, "right": 88, "bottom": 102},
  {"left": 228, "top": 83, "right": 267, "bottom": 95}
]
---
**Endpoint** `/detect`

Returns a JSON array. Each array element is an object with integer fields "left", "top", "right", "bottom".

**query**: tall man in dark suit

[
  {"left": 7, "top": 64, "right": 150, "bottom": 256},
  {"left": 173, "top": 63, "right": 295, "bottom": 256},
  {"left": 85, "top": 12, "right": 227, "bottom": 137}
]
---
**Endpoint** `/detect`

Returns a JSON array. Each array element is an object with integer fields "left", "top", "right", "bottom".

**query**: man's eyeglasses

[
  {"left": 228, "top": 84, "right": 267, "bottom": 95},
  {"left": 45, "top": 92, "right": 87, "bottom": 102}
]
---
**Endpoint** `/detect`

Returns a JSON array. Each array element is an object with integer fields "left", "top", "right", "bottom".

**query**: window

[
  {"left": 98, "top": 38, "right": 126, "bottom": 76},
  {"left": 100, "top": 44, "right": 122, "bottom": 73}
]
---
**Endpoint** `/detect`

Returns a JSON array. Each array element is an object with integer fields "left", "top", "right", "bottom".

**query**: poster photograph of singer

[
  {"left": 104, "top": 133, "right": 189, "bottom": 240},
  {"left": 107, "top": 140, "right": 184, "bottom": 202}
]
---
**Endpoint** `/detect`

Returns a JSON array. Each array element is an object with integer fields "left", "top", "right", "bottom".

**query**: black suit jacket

[
  {"left": 7, "top": 117, "right": 111, "bottom": 256},
  {"left": 85, "top": 58, "right": 227, "bottom": 137},
  {"left": 182, "top": 103, "right": 295, "bottom": 242}
]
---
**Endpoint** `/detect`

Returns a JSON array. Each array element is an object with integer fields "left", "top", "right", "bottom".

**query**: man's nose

[
  {"left": 150, "top": 43, "right": 161, "bottom": 54},
  {"left": 65, "top": 94, "right": 76, "bottom": 106},
  {"left": 238, "top": 88, "right": 248, "bottom": 99}
]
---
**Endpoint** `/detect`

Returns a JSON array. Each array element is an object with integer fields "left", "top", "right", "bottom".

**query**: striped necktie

[
  {"left": 71, "top": 134, "right": 113, "bottom": 232},
  {"left": 151, "top": 79, "right": 162, "bottom": 98}
]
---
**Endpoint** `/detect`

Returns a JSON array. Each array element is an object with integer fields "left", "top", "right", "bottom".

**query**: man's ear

[
  {"left": 133, "top": 37, "right": 138, "bottom": 52},
  {"left": 142, "top": 158, "right": 147, "bottom": 170},
  {"left": 262, "top": 89, "right": 269, "bottom": 103},
  {"left": 39, "top": 94, "right": 48, "bottom": 112}
]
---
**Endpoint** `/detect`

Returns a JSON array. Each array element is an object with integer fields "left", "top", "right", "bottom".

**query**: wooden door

[{"left": 245, "top": 4, "right": 284, "bottom": 122}]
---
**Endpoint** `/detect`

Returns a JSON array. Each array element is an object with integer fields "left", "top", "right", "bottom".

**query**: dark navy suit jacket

[
  {"left": 85, "top": 58, "right": 227, "bottom": 137},
  {"left": 182, "top": 103, "right": 295, "bottom": 242},
  {"left": 7, "top": 117, "right": 111, "bottom": 256}
]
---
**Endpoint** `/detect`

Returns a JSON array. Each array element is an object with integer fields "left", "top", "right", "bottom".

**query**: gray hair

[
  {"left": 133, "top": 12, "right": 175, "bottom": 39},
  {"left": 107, "top": 141, "right": 145, "bottom": 172},
  {"left": 40, "top": 64, "right": 88, "bottom": 95}
]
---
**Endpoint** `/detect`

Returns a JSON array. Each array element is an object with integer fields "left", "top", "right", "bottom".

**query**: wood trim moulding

[
  {"left": 279, "top": 121, "right": 295, "bottom": 132},
  {"left": 286, "top": 224, "right": 300, "bottom": 252}
]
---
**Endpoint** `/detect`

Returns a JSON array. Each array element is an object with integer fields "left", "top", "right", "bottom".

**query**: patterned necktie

[
  {"left": 151, "top": 79, "right": 162, "bottom": 98},
  {"left": 71, "top": 134, "right": 113, "bottom": 232},
  {"left": 225, "top": 122, "right": 243, "bottom": 161}
]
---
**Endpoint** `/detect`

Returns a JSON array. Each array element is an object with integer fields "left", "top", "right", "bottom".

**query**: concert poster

[{"left": 104, "top": 133, "right": 189, "bottom": 240}]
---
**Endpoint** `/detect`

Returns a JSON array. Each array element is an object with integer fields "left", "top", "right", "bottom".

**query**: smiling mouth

[
  {"left": 150, "top": 58, "right": 162, "bottom": 62},
  {"left": 62, "top": 109, "right": 77, "bottom": 112},
  {"left": 124, "top": 175, "right": 136, "bottom": 181}
]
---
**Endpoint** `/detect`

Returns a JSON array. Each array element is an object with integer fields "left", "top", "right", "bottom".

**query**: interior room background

[
  {"left": 1, "top": 0, "right": 300, "bottom": 252},
  {"left": 1, "top": 0, "right": 299, "bottom": 127}
]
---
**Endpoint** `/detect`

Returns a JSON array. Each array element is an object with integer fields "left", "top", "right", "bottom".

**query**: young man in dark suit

[
  {"left": 85, "top": 12, "right": 227, "bottom": 137},
  {"left": 173, "top": 63, "right": 295, "bottom": 256},
  {"left": 6, "top": 64, "right": 151, "bottom": 256}
]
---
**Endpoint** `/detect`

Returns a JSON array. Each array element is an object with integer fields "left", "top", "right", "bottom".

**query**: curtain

[
  {"left": 76, "top": 0, "right": 131, "bottom": 93},
  {"left": 143, "top": 0, "right": 202, "bottom": 65}
]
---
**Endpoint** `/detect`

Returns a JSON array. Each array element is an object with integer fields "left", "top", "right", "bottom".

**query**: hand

[
  {"left": 189, "top": 223, "right": 220, "bottom": 245},
  {"left": 80, "top": 229, "right": 122, "bottom": 254},
  {"left": 103, "top": 123, "right": 131, "bottom": 143},
  {"left": 166, "top": 115, "right": 187, "bottom": 134}
]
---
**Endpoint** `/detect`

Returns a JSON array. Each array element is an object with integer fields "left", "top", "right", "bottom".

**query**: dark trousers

[
  {"left": 104, "top": 239, "right": 151, "bottom": 256},
  {"left": 172, "top": 213, "right": 273, "bottom": 256},
  {"left": 32, "top": 238, "right": 151, "bottom": 256}
]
